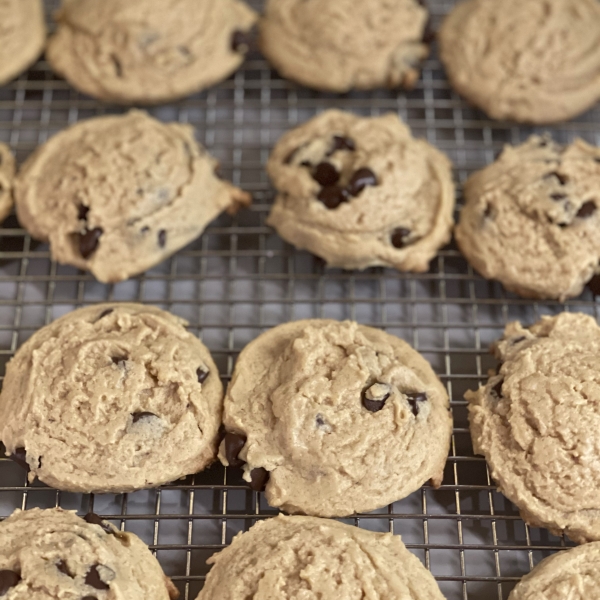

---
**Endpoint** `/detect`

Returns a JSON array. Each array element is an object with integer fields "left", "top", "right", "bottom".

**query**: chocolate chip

[
  {"left": 79, "top": 227, "right": 103, "bottom": 259},
  {"left": 312, "top": 162, "right": 340, "bottom": 187},
  {"left": 249, "top": 467, "right": 269, "bottom": 491},
  {"left": 9, "top": 447, "right": 29, "bottom": 472},
  {"left": 362, "top": 382, "right": 391, "bottom": 413},
  {"left": 0, "top": 570, "right": 20, "bottom": 596},
  {"left": 327, "top": 135, "right": 355, "bottom": 155},
  {"left": 84, "top": 512, "right": 113, "bottom": 534},
  {"left": 196, "top": 367, "right": 209, "bottom": 383},
  {"left": 78, "top": 205, "right": 89, "bottom": 221},
  {"left": 577, "top": 201, "right": 596, "bottom": 218},
  {"left": 57, "top": 560, "right": 73, "bottom": 577},
  {"left": 97, "top": 308, "right": 113, "bottom": 320},
  {"left": 550, "top": 193, "right": 567, "bottom": 201},
  {"left": 347, "top": 168, "right": 377, "bottom": 197},
  {"left": 545, "top": 171, "right": 568, "bottom": 185},
  {"left": 491, "top": 379, "right": 503, "bottom": 398},
  {"left": 132, "top": 411, "right": 157, "bottom": 423},
  {"left": 317, "top": 185, "right": 349, "bottom": 209},
  {"left": 316, "top": 414, "right": 325, "bottom": 427},
  {"left": 391, "top": 227, "right": 411, "bottom": 249},
  {"left": 85, "top": 565, "right": 109, "bottom": 591},
  {"left": 224, "top": 432, "right": 247, "bottom": 468},
  {"left": 158, "top": 229, "right": 167, "bottom": 248},
  {"left": 588, "top": 275, "right": 600, "bottom": 296},
  {"left": 231, "top": 30, "right": 251, "bottom": 53},
  {"left": 111, "top": 355, "right": 127, "bottom": 366},
  {"left": 406, "top": 392, "right": 427, "bottom": 416}
]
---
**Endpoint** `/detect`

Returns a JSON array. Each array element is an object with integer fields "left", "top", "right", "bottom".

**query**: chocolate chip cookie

[
  {"left": 197, "top": 514, "right": 445, "bottom": 600},
  {"left": 259, "top": 0, "right": 430, "bottom": 92},
  {"left": 0, "top": 303, "right": 223, "bottom": 493},
  {"left": 0, "top": 144, "right": 15, "bottom": 224},
  {"left": 46, "top": 0, "right": 258, "bottom": 104},
  {"left": 0, "top": 508, "right": 179, "bottom": 600},
  {"left": 14, "top": 110, "right": 250, "bottom": 283},
  {"left": 508, "top": 542, "right": 600, "bottom": 600},
  {"left": 467, "top": 312, "right": 600, "bottom": 544},
  {"left": 439, "top": 0, "right": 600, "bottom": 124},
  {"left": 219, "top": 319, "right": 452, "bottom": 517},
  {"left": 267, "top": 110, "right": 455, "bottom": 272},
  {"left": 455, "top": 135, "right": 600, "bottom": 300},
  {"left": 0, "top": 0, "right": 46, "bottom": 86}
]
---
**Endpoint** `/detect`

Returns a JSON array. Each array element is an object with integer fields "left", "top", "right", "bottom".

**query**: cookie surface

[
  {"left": 0, "top": 0, "right": 46, "bottom": 86},
  {"left": 0, "top": 303, "right": 223, "bottom": 493},
  {"left": 0, "top": 143, "right": 15, "bottom": 223},
  {"left": 0, "top": 508, "right": 178, "bottom": 600},
  {"left": 46, "top": 0, "right": 258, "bottom": 104},
  {"left": 15, "top": 110, "right": 250, "bottom": 283},
  {"left": 439, "top": 0, "right": 600, "bottom": 124},
  {"left": 455, "top": 135, "right": 600, "bottom": 300},
  {"left": 219, "top": 319, "right": 452, "bottom": 517},
  {"left": 197, "top": 515, "right": 445, "bottom": 600},
  {"left": 508, "top": 543, "right": 600, "bottom": 600},
  {"left": 467, "top": 312, "right": 600, "bottom": 544},
  {"left": 260, "top": 0, "right": 429, "bottom": 92},
  {"left": 267, "top": 110, "right": 455, "bottom": 272}
]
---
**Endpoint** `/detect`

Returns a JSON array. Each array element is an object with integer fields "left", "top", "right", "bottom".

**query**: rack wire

[{"left": 0, "top": 1, "right": 599, "bottom": 598}]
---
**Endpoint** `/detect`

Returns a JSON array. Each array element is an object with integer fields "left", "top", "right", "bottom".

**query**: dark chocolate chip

[
  {"left": 97, "top": 308, "right": 113, "bottom": 320},
  {"left": 231, "top": 30, "right": 251, "bottom": 53},
  {"left": 78, "top": 205, "right": 89, "bottom": 221},
  {"left": 9, "top": 447, "right": 29, "bottom": 472},
  {"left": 224, "top": 432, "right": 247, "bottom": 468},
  {"left": 0, "top": 570, "right": 20, "bottom": 596},
  {"left": 57, "top": 560, "right": 73, "bottom": 577},
  {"left": 111, "top": 355, "right": 127, "bottom": 366},
  {"left": 491, "top": 379, "right": 503, "bottom": 398},
  {"left": 316, "top": 414, "right": 325, "bottom": 427},
  {"left": 79, "top": 227, "right": 103, "bottom": 259},
  {"left": 550, "top": 193, "right": 567, "bottom": 201},
  {"left": 85, "top": 565, "right": 109, "bottom": 591},
  {"left": 158, "top": 229, "right": 167, "bottom": 248},
  {"left": 249, "top": 467, "right": 269, "bottom": 491},
  {"left": 312, "top": 162, "right": 340, "bottom": 187},
  {"left": 327, "top": 135, "right": 356, "bottom": 155},
  {"left": 391, "top": 227, "right": 411, "bottom": 249},
  {"left": 84, "top": 512, "right": 112, "bottom": 534},
  {"left": 132, "top": 411, "right": 157, "bottom": 423},
  {"left": 577, "top": 201, "right": 596, "bottom": 218},
  {"left": 406, "top": 392, "right": 427, "bottom": 416},
  {"left": 588, "top": 275, "right": 600, "bottom": 296},
  {"left": 317, "top": 185, "right": 349, "bottom": 209},
  {"left": 196, "top": 367, "right": 209, "bottom": 383},
  {"left": 544, "top": 172, "right": 568, "bottom": 185},
  {"left": 347, "top": 167, "right": 377, "bottom": 197},
  {"left": 362, "top": 382, "right": 391, "bottom": 412},
  {"left": 362, "top": 397, "right": 387, "bottom": 412}
]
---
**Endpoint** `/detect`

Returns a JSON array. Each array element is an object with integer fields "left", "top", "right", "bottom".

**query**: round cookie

[
  {"left": 197, "top": 514, "right": 445, "bottom": 600},
  {"left": 508, "top": 543, "right": 600, "bottom": 600},
  {"left": 0, "top": 0, "right": 46, "bottom": 86},
  {"left": 0, "top": 144, "right": 15, "bottom": 223},
  {"left": 219, "top": 319, "right": 452, "bottom": 517},
  {"left": 14, "top": 110, "right": 251, "bottom": 283},
  {"left": 259, "top": 0, "right": 430, "bottom": 93},
  {"left": 439, "top": 0, "right": 600, "bottom": 124},
  {"left": 467, "top": 312, "right": 600, "bottom": 544},
  {"left": 266, "top": 110, "right": 455, "bottom": 272},
  {"left": 0, "top": 507, "right": 178, "bottom": 600},
  {"left": 0, "top": 303, "right": 223, "bottom": 493},
  {"left": 455, "top": 135, "right": 600, "bottom": 301},
  {"left": 46, "top": 0, "right": 258, "bottom": 104}
]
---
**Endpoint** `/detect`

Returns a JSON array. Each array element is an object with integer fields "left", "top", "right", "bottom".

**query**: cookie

[
  {"left": 0, "top": 507, "right": 179, "bottom": 600},
  {"left": 0, "top": 144, "right": 15, "bottom": 223},
  {"left": 0, "top": 303, "right": 223, "bottom": 493},
  {"left": 266, "top": 110, "right": 455, "bottom": 272},
  {"left": 259, "top": 0, "right": 430, "bottom": 93},
  {"left": 0, "top": 0, "right": 46, "bottom": 86},
  {"left": 218, "top": 319, "right": 452, "bottom": 517},
  {"left": 467, "top": 312, "right": 600, "bottom": 544},
  {"left": 46, "top": 0, "right": 258, "bottom": 104},
  {"left": 14, "top": 110, "right": 251, "bottom": 283},
  {"left": 439, "top": 0, "right": 600, "bottom": 124},
  {"left": 508, "top": 543, "right": 600, "bottom": 600},
  {"left": 455, "top": 135, "right": 600, "bottom": 301},
  {"left": 196, "top": 514, "right": 445, "bottom": 600}
]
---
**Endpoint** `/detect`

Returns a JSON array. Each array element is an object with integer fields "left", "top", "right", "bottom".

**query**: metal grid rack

[{"left": 0, "top": 1, "right": 599, "bottom": 598}]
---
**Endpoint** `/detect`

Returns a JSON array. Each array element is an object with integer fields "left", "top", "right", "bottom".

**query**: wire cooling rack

[{"left": 1, "top": 1, "right": 599, "bottom": 598}]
